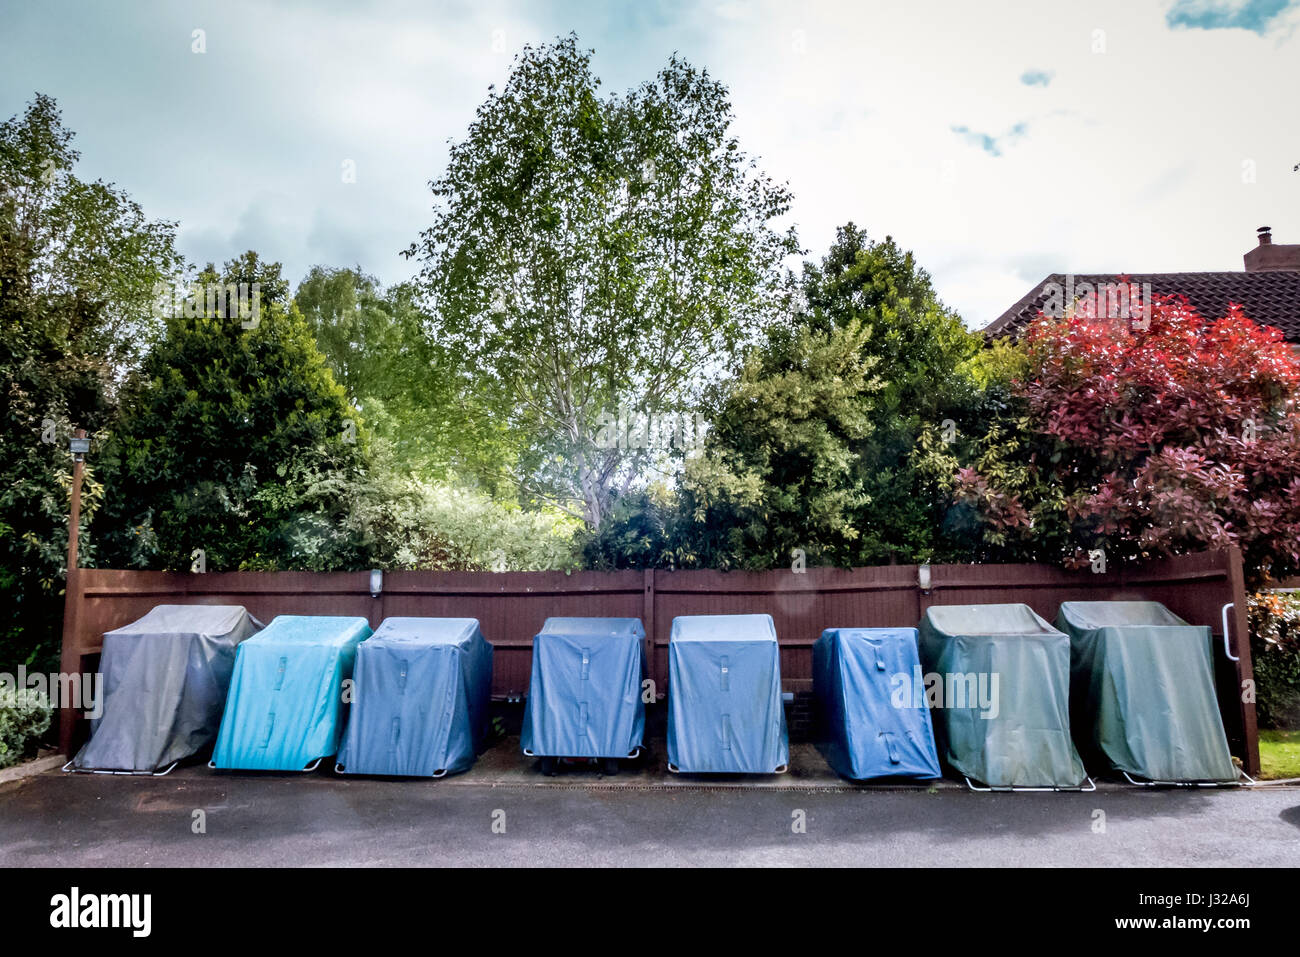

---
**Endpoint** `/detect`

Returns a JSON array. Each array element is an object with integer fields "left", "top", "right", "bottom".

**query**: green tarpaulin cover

[
  {"left": 1056, "top": 601, "right": 1235, "bottom": 782},
  {"left": 919, "top": 603, "right": 1087, "bottom": 788}
]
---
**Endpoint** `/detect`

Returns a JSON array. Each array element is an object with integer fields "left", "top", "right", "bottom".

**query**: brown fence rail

[{"left": 59, "top": 548, "right": 1259, "bottom": 773}]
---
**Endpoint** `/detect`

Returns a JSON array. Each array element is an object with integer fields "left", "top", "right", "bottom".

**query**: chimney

[{"left": 1244, "top": 225, "right": 1300, "bottom": 272}]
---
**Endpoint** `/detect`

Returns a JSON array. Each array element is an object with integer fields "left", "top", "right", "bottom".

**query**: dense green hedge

[
  {"left": 0, "top": 688, "right": 51, "bottom": 770},
  {"left": 1249, "top": 593, "right": 1300, "bottom": 730}
]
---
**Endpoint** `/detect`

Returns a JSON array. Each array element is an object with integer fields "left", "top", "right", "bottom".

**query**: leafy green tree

[
  {"left": 295, "top": 266, "right": 415, "bottom": 404},
  {"left": 802, "top": 225, "right": 974, "bottom": 403},
  {"left": 799, "top": 224, "right": 981, "bottom": 563},
  {"left": 347, "top": 471, "right": 580, "bottom": 572},
  {"left": 578, "top": 485, "right": 682, "bottom": 569},
  {"left": 629, "top": 226, "right": 981, "bottom": 572},
  {"left": 0, "top": 93, "right": 179, "bottom": 671},
  {"left": 675, "top": 319, "right": 881, "bottom": 569},
  {"left": 95, "top": 254, "right": 372, "bottom": 572},
  {"left": 408, "top": 35, "right": 798, "bottom": 527},
  {"left": 293, "top": 266, "right": 513, "bottom": 486}
]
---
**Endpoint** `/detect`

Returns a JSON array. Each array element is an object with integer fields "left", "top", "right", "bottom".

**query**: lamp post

[{"left": 66, "top": 429, "right": 89, "bottom": 573}]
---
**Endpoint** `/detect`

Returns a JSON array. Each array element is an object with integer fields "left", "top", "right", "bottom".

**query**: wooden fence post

[
  {"left": 1226, "top": 546, "right": 1260, "bottom": 775},
  {"left": 57, "top": 567, "right": 84, "bottom": 757},
  {"left": 643, "top": 569, "right": 657, "bottom": 697}
]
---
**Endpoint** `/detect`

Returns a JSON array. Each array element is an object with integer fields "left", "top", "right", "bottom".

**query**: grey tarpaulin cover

[
  {"left": 667, "top": 614, "right": 790, "bottom": 774},
  {"left": 1056, "top": 601, "right": 1235, "bottom": 782},
  {"left": 813, "top": 628, "right": 941, "bottom": 780},
  {"left": 919, "top": 604, "right": 1087, "bottom": 788},
  {"left": 335, "top": 617, "right": 493, "bottom": 777},
  {"left": 521, "top": 617, "right": 645, "bottom": 759},
  {"left": 72, "top": 604, "right": 261, "bottom": 772}
]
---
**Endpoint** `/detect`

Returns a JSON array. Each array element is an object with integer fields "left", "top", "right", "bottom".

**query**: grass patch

[{"left": 1259, "top": 730, "right": 1300, "bottom": 780}]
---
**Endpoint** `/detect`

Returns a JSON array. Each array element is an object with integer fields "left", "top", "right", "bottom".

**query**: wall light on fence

[
  {"left": 918, "top": 564, "right": 932, "bottom": 593},
  {"left": 369, "top": 568, "right": 383, "bottom": 599}
]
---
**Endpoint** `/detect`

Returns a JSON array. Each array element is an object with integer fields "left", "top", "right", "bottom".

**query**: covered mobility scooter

[
  {"left": 335, "top": 617, "right": 493, "bottom": 778},
  {"left": 813, "top": 627, "right": 941, "bottom": 781},
  {"left": 211, "top": 615, "right": 371, "bottom": 772},
  {"left": 1056, "top": 601, "right": 1238, "bottom": 785},
  {"left": 67, "top": 604, "right": 262, "bottom": 775},
  {"left": 521, "top": 617, "right": 646, "bottom": 774},
  {"left": 667, "top": 614, "right": 789, "bottom": 774},
  {"left": 918, "top": 604, "right": 1090, "bottom": 790}
]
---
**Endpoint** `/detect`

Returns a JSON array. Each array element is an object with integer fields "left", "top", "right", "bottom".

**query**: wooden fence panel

[{"left": 58, "top": 549, "right": 1259, "bottom": 773}]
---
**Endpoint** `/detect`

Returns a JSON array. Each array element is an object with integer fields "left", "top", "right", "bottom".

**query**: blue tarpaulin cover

[
  {"left": 336, "top": 618, "right": 493, "bottom": 777},
  {"left": 813, "top": 627, "right": 942, "bottom": 781},
  {"left": 211, "top": 615, "right": 371, "bottom": 771},
  {"left": 521, "top": 617, "right": 645, "bottom": 759},
  {"left": 667, "top": 614, "right": 790, "bottom": 774}
]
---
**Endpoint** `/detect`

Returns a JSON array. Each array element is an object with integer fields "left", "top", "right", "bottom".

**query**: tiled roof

[{"left": 984, "top": 271, "right": 1300, "bottom": 342}]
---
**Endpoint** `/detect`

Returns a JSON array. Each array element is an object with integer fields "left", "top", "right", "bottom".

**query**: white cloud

[
  {"left": 4, "top": 0, "right": 1297, "bottom": 327},
  {"left": 684, "top": 0, "right": 1300, "bottom": 325}
]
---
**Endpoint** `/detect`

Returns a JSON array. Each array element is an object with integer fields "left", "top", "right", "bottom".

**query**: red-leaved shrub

[{"left": 956, "top": 295, "right": 1300, "bottom": 582}]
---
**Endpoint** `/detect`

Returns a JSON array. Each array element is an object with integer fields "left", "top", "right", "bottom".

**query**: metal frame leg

[
  {"left": 966, "top": 775, "right": 1096, "bottom": 792},
  {"left": 1121, "top": 769, "right": 1248, "bottom": 788}
]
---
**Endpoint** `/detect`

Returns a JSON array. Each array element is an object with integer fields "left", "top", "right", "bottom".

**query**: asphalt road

[{"left": 1, "top": 764, "right": 1297, "bottom": 866}]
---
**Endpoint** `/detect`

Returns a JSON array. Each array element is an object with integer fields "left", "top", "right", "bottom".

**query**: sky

[{"left": 2, "top": 0, "right": 1298, "bottom": 329}]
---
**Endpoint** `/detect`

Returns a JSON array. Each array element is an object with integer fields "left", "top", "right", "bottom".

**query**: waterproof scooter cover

[
  {"left": 336, "top": 617, "right": 493, "bottom": 777},
  {"left": 211, "top": 615, "right": 371, "bottom": 771},
  {"left": 918, "top": 604, "right": 1087, "bottom": 788},
  {"left": 813, "top": 627, "right": 941, "bottom": 780},
  {"left": 1056, "top": 601, "right": 1235, "bottom": 782},
  {"left": 71, "top": 605, "right": 262, "bottom": 773},
  {"left": 667, "top": 614, "right": 790, "bottom": 774},
  {"left": 521, "top": 617, "right": 646, "bottom": 759}
]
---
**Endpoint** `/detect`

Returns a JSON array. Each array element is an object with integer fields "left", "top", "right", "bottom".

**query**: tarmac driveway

[{"left": 1, "top": 740, "right": 1296, "bottom": 866}]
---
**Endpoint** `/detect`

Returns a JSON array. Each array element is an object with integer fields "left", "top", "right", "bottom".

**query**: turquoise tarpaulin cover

[
  {"left": 336, "top": 617, "right": 493, "bottom": 777},
  {"left": 211, "top": 615, "right": 371, "bottom": 771},
  {"left": 667, "top": 614, "right": 790, "bottom": 774},
  {"left": 1056, "top": 601, "right": 1235, "bottom": 782},
  {"left": 813, "top": 627, "right": 942, "bottom": 781},
  {"left": 919, "top": 604, "right": 1087, "bottom": 788},
  {"left": 72, "top": 605, "right": 262, "bottom": 773},
  {"left": 521, "top": 617, "right": 646, "bottom": 759}
]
